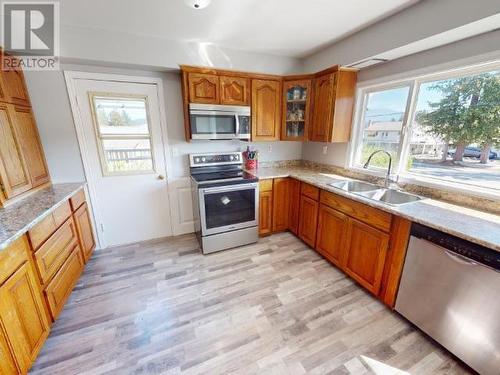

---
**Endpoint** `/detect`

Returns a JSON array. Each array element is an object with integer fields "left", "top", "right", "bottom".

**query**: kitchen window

[
  {"left": 90, "top": 94, "right": 156, "bottom": 176},
  {"left": 350, "top": 62, "right": 500, "bottom": 194}
]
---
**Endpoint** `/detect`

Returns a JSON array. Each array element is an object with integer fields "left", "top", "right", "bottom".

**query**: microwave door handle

[{"left": 235, "top": 113, "right": 240, "bottom": 136}]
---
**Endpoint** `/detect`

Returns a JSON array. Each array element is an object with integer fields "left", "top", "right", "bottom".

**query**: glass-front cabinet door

[{"left": 282, "top": 79, "right": 312, "bottom": 141}]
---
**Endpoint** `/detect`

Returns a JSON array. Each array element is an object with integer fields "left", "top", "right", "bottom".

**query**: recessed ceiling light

[{"left": 184, "top": 0, "right": 211, "bottom": 10}]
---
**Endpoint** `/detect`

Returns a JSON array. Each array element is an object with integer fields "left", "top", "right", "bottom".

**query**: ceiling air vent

[{"left": 347, "top": 58, "right": 388, "bottom": 69}]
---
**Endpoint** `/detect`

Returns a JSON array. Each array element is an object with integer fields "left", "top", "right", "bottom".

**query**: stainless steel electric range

[{"left": 190, "top": 152, "right": 259, "bottom": 254}]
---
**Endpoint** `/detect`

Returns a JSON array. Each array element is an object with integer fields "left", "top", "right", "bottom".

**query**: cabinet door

[
  {"left": 220, "top": 76, "right": 250, "bottom": 105},
  {"left": 259, "top": 190, "right": 273, "bottom": 236},
  {"left": 272, "top": 178, "right": 289, "bottom": 232},
  {"left": 188, "top": 73, "right": 219, "bottom": 104},
  {"left": 282, "top": 79, "right": 312, "bottom": 141},
  {"left": 0, "top": 54, "right": 31, "bottom": 107},
  {"left": 310, "top": 72, "right": 334, "bottom": 142},
  {"left": 74, "top": 203, "right": 96, "bottom": 263},
  {"left": 288, "top": 178, "right": 301, "bottom": 235},
  {"left": 343, "top": 218, "right": 389, "bottom": 295},
  {"left": 331, "top": 70, "right": 357, "bottom": 142},
  {"left": 251, "top": 79, "right": 281, "bottom": 141},
  {"left": 45, "top": 246, "right": 84, "bottom": 320},
  {"left": 0, "top": 262, "right": 50, "bottom": 373},
  {"left": 316, "top": 204, "right": 348, "bottom": 267},
  {"left": 298, "top": 195, "right": 319, "bottom": 248},
  {"left": 0, "top": 102, "right": 32, "bottom": 200},
  {"left": 12, "top": 105, "right": 50, "bottom": 187},
  {"left": 0, "top": 324, "right": 19, "bottom": 375}
]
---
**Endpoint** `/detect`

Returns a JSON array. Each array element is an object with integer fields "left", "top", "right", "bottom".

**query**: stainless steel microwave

[{"left": 189, "top": 103, "right": 251, "bottom": 140}]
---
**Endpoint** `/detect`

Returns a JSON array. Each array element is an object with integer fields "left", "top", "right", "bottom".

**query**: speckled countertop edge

[
  {"left": 0, "top": 183, "right": 86, "bottom": 251},
  {"left": 249, "top": 167, "right": 500, "bottom": 252}
]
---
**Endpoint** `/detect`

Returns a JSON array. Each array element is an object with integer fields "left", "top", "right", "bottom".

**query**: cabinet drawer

[
  {"left": 0, "top": 236, "right": 29, "bottom": 285},
  {"left": 34, "top": 218, "right": 78, "bottom": 285},
  {"left": 259, "top": 179, "right": 273, "bottom": 192},
  {"left": 28, "top": 200, "right": 71, "bottom": 249},
  {"left": 320, "top": 190, "right": 392, "bottom": 232},
  {"left": 300, "top": 182, "right": 319, "bottom": 201},
  {"left": 44, "top": 245, "right": 83, "bottom": 320},
  {"left": 70, "top": 189, "right": 86, "bottom": 211}
]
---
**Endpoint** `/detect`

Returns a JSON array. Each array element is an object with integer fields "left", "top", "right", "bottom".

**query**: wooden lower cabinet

[
  {"left": 288, "top": 178, "right": 301, "bottom": 235},
  {"left": 298, "top": 195, "right": 319, "bottom": 248},
  {"left": 45, "top": 246, "right": 84, "bottom": 320},
  {"left": 272, "top": 178, "right": 289, "bottom": 232},
  {"left": 74, "top": 203, "right": 96, "bottom": 262},
  {"left": 0, "top": 323, "right": 19, "bottom": 374},
  {"left": 342, "top": 218, "right": 390, "bottom": 295},
  {"left": 316, "top": 204, "right": 349, "bottom": 267},
  {"left": 0, "top": 261, "right": 50, "bottom": 374},
  {"left": 259, "top": 190, "right": 273, "bottom": 236}
]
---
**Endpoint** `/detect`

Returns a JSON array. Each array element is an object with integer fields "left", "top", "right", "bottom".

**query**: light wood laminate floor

[{"left": 30, "top": 232, "right": 472, "bottom": 374}]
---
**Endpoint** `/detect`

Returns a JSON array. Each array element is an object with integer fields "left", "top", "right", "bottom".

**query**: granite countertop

[
  {"left": 250, "top": 167, "right": 500, "bottom": 252},
  {"left": 0, "top": 183, "right": 86, "bottom": 250}
]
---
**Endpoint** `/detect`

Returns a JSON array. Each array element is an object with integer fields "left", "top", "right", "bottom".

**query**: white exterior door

[{"left": 71, "top": 76, "right": 172, "bottom": 248}]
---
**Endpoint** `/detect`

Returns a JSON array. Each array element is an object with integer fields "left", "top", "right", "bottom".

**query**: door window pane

[
  {"left": 204, "top": 189, "right": 255, "bottom": 229},
  {"left": 93, "top": 97, "right": 149, "bottom": 135},
  {"left": 102, "top": 139, "right": 153, "bottom": 173},
  {"left": 356, "top": 86, "right": 410, "bottom": 170},
  {"left": 408, "top": 70, "right": 500, "bottom": 190},
  {"left": 90, "top": 94, "right": 155, "bottom": 176}
]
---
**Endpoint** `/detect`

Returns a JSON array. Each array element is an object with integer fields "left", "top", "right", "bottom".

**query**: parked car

[{"left": 448, "top": 146, "right": 498, "bottom": 160}]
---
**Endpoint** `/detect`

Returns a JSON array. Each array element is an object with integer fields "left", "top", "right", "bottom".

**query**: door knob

[{"left": 157, "top": 174, "right": 165, "bottom": 180}]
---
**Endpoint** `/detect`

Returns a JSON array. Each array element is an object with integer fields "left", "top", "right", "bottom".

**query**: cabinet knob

[{"left": 157, "top": 174, "right": 165, "bottom": 180}]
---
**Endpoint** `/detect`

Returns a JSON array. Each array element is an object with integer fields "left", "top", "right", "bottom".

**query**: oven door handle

[
  {"left": 235, "top": 113, "right": 240, "bottom": 136},
  {"left": 200, "top": 183, "right": 258, "bottom": 194}
]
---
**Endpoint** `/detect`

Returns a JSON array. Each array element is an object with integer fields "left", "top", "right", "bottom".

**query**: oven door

[
  {"left": 190, "top": 110, "right": 239, "bottom": 140},
  {"left": 198, "top": 183, "right": 258, "bottom": 236}
]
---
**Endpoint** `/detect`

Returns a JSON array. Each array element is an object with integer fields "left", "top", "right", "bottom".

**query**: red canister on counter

[{"left": 243, "top": 147, "right": 258, "bottom": 170}]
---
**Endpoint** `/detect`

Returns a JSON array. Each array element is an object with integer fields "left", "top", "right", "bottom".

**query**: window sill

[{"left": 348, "top": 166, "right": 500, "bottom": 201}]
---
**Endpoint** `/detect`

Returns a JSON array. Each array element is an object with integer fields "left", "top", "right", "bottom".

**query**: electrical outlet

[
  {"left": 322, "top": 145, "right": 328, "bottom": 155},
  {"left": 171, "top": 147, "right": 179, "bottom": 157},
  {"left": 268, "top": 145, "right": 272, "bottom": 153}
]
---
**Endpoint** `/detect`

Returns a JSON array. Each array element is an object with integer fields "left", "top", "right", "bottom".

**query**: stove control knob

[
  {"left": 201, "top": 157, "right": 206, "bottom": 162},
  {"left": 230, "top": 155, "right": 235, "bottom": 160}
]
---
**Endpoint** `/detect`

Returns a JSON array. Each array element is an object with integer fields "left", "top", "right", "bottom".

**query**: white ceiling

[{"left": 59, "top": 0, "right": 418, "bottom": 58}]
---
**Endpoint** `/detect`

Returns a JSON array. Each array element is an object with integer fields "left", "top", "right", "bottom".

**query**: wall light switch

[{"left": 322, "top": 145, "right": 328, "bottom": 155}]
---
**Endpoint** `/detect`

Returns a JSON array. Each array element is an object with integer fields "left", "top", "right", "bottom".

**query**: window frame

[
  {"left": 88, "top": 92, "right": 157, "bottom": 177},
  {"left": 348, "top": 59, "right": 500, "bottom": 198}
]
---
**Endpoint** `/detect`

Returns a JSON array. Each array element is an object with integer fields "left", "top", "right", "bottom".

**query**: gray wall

[{"left": 24, "top": 65, "right": 303, "bottom": 183}]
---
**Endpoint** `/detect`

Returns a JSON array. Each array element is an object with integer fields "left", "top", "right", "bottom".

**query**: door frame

[{"left": 64, "top": 71, "right": 173, "bottom": 249}]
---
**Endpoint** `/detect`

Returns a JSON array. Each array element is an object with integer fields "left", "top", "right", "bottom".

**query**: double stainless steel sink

[{"left": 328, "top": 180, "right": 424, "bottom": 206}]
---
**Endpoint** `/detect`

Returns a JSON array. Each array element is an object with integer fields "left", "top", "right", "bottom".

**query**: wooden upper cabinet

[
  {"left": 282, "top": 79, "right": 312, "bottom": 141},
  {"left": 316, "top": 204, "right": 349, "bottom": 268},
  {"left": 310, "top": 72, "right": 335, "bottom": 142},
  {"left": 0, "top": 53, "right": 31, "bottom": 107},
  {"left": 310, "top": 69, "right": 357, "bottom": 143},
  {"left": 220, "top": 76, "right": 250, "bottom": 105},
  {"left": 0, "top": 262, "right": 50, "bottom": 373},
  {"left": 298, "top": 195, "right": 319, "bottom": 248},
  {"left": 342, "top": 218, "right": 390, "bottom": 295},
  {"left": 12, "top": 105, "right": 50, "bottom": 187},
  {"left": 187, "top": 73, "right": 219, "bottom": 104},
  {"left": 251, "top": 79, "right": 281, "bottom": 141},
  {"left": 0, "top": 102, "right": 32, "bottom": 200}
]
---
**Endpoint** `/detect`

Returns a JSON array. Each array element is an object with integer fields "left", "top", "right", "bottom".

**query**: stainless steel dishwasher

[{"left": 396, "top": 223, "right": 500, "bottom": 375}]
